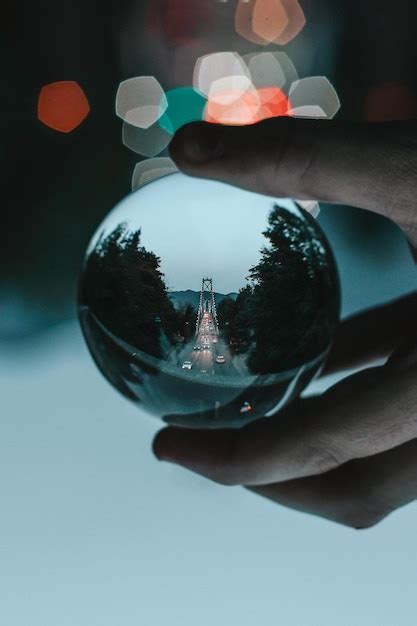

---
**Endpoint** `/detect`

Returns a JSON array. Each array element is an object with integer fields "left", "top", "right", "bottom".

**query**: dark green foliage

[
  {"left": 81, "top": 223, "right": 180, "bottom": 359},
  {"left": 216, "top": 205, "right": 339, "bottom": 373},
  {"left": 248, "top": 205, "right": 340, "bottom": 372}
]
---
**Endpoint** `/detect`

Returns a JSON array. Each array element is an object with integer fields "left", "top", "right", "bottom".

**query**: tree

[
  {"left": 80, "top": 223, "right": 181, "bottom": 359},
  {"left": 247, "top": 204, "right": 340, "bottom": 373}
]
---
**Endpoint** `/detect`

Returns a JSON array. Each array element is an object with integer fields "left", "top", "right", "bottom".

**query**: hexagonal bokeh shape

[
  {"left": 244, "top": 51, "right": 298, "bottom": 92},
  {"left": 252, "top": 0, "right": 289, "bottom": 44},
  {"left": 131, "top": 158, "right": 178, "bottom": 191},
  {"left": 115, "top": 76, "right": 168, "bottom": 129},
  {"left": 246, "top": 52, "right": 286, "bottom": 90},
  {"left": 289, "top": 77, "right": 341, "bottom": 119},
  {"left": 37, "top": 81, "right": 90, "bottom": 133},
  {"left": 193, "top": 52, "right": 251, "bottom": 98},
  {"left": 235, "top": 0, "right": 305, "bottom": 46},
  {"left": 122, "top": 120, "right": 172, "bottom": 158}
]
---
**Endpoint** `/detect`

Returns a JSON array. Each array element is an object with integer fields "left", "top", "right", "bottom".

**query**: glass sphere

[{"left": 78, "top": 172, "right": 340, "bottom": 429}]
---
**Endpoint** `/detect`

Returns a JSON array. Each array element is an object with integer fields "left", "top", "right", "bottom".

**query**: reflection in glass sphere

[{"left": 78, "top": 173, "right": 340, "bottom": 429}]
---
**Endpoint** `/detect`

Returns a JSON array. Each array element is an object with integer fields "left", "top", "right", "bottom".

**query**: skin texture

[{"left": 152, "top": 118, "right": 417, "bottom": 529}]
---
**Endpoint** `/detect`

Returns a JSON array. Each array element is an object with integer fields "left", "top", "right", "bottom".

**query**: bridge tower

[{"left": 195, "top": 278, "right": 219, "bottom": 337}]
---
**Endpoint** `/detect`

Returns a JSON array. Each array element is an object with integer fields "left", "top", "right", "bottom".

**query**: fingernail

[{"left": 170, "top": 122, "right": 224, "bottom": 165}]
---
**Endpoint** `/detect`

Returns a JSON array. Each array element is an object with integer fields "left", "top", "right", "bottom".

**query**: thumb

[{"left": 169, "top": 118, "right": 417, "bottom": 244}]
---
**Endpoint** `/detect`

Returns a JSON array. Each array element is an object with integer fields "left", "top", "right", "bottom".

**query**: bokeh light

[
  {"left": 277, "top": 0, "right": 306, "bottom": 45},
  {"left": 208, "top": 75, "right": 253, "bottom": 105},
  {"left": 257, "top": 87, "right": 291, "bottom": 118},
  {"left": 364, "top": 82, "right": 417, "bottom": 121},
  {"left": 205, "top": 85, "right": 291, "bottom": 125},
  {"left": 158, "top": 87, "right": 207, "bottom": 133},
  {"left": 244, "top": 51, "right": 298, "bottom": 91},
  {"left": 235, "top": 0, "right": 274, "bottom": 45},
  {"left": 205, "top": 88, "right": 262, "bottom": 125},
  {"left": 288, "top": 77, "right": 340, "bottom": 119},
  {"left": 235, "top": 0, "right": 306, "bottom": 46},
  {"left": 288, "top": 104, "right": 327, "bottom": 118},
  {"left": 122, "top": 120, "right": 172, "bottom": 157},
  {"left": 115, "top": 76, "right": 168, "bottom": 129},
  {"left": 252, "top": 0, "right": 289, "bottom": 43},
  {"left": 131, "top": 157, "right": 178, "bottom": 191},
  {"left": 193, "top": 52, "right": 251, "bottom": 98},
  {"left": 37, "top": 81, "right": 90, "bottom": 133},
  {"left": 147, "top": 0, "right": 214, "bottom": 47}
]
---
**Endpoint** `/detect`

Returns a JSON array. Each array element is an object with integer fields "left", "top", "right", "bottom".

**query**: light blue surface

[{"left": 1, "top": 202, "right": 416, "bottom": 626}]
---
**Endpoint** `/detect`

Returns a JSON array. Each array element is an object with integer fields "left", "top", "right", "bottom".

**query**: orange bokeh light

[
  {"left": 278, "top": 0, "right": 306, "bottom": 45},
  {"left": 37, "top": 81, "right": 90, "bottom": 133},
  {"left": 205, "top": 86, "right": 290, "bottom": 125},
  {"left": 235, "top": 0, "right": 306, "bottom": 46},
  {"left": 252, "top": 0, "right": 289, "bottom": 44}
]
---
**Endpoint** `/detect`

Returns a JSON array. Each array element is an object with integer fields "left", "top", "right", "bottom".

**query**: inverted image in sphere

[{"left": 78, "top": 173, "right": 340, "bottom": 429}]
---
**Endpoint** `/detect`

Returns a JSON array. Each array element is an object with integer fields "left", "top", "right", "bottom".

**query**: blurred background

[{"left": 1, "top": 1, "right": 417, "bottom": 624}]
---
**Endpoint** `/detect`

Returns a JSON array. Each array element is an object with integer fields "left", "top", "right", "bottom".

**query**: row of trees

[
  {"left": 81, "top": 223, "right": 196, "bottom": 360},
  {"left": 217, "top": 205, "right": 340, "bottom": 373}
]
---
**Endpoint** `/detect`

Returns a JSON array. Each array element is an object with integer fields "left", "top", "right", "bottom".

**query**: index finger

[{"left": 169, "top": 119, "right": 417, "bottom": 245}]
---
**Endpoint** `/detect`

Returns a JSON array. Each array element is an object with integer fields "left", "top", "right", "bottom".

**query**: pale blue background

[{"left": 1, "top": 195, "right": 417, "bottom": 626}]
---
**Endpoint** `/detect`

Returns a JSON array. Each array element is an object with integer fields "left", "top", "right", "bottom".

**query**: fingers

[
  {"left": 321, "top": 291, "right": 417, "bottom": 376},
  {"left": 248, "top": 437, "right": 417, "bottom": 529},
  {"left": 169, "top": 119, "right": 417, "bottom": 245},
  {"left": 153, "top": 362, "right": 417, "bottom": 486}
]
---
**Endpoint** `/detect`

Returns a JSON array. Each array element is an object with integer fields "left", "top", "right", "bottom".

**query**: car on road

[
  {"left": 203, "top": 345, "right": 210, "bottom": 350},
  {"left": 181, "top": 361, "right": 193, "bottom": 370},
  {"left": 215, "top": 355, "right": 226, "bottom": 364},
  {"left": 193, "top": 345, "right": 201, "bottom": 351}
]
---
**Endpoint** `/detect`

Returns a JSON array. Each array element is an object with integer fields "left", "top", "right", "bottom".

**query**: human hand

[{"left": 152, "top": 118, "right": 417, "bottom": 528}]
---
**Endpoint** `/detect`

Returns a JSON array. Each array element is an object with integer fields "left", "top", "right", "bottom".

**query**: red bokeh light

[
  {"left": 364, "top": 82, "right": 417, "bottom": 122},
  {"left": 205, "top": 86, "right": 290, "bottom": 125},
  {"left": 147, "top": 0, "right": 213, "bottom": 47},
  {"left": 37, "top": 81, "right": 90, "bottom": 133}
]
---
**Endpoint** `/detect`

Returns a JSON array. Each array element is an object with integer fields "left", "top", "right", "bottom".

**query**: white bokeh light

[
  {"left": 122, "top": 121, "right": 172, "bottom": 157},
  {"left": 193, "top": 52, "right": 251, "bottom": 99},
  {"left": 244, "top": 51, "right": 298, "bottom": 91},
  {"left": 131, "top": 158, "right": 178, "bottom": 192},
  {"left": 289, "top": 77, "right": 341, "bottom": 119},
  {"left": 208, "top": 75, "right": 253, "bottom": 105},
  {"left": 115, "top": 77, "right": 168, "bottom": 129},
  {"left": 288, "top": 104, "right": 328, "bottom": 118}
]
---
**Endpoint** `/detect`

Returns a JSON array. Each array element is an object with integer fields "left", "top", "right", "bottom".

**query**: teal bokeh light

[{"left": 159, "top": 87, "right": 207, "bottom": 134}]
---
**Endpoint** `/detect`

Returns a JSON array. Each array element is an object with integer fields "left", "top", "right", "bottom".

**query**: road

[{"left": 167, "top": 312, "right": 250, "bottom": 379}]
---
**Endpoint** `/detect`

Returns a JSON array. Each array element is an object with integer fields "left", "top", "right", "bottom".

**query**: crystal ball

[{"left": 78, "top": 172, "right": 340, "bottom": 429}]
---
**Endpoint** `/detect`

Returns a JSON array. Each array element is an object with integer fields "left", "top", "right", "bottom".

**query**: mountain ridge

[{"left": 168, "top": 289, "right": 238, "bottom": 310}]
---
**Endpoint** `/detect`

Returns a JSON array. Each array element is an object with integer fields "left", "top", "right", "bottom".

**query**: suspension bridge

[{"left": 195, "top": 278, "right": 219, "bottom": 338}]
